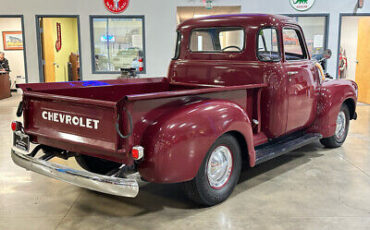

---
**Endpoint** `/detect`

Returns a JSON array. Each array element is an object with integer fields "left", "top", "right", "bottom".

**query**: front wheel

[
  {"left": 183, "top": 134, "right": 242, "bottom": 206},
  {"left": 320, "top": 104, "right": 350, "bottom": 148}
]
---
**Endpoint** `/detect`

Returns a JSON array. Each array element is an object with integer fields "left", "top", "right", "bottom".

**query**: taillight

[
  {"left": 132, "top": 146, "right": 144, "bottom": 160},
  {"left": 11, "top": 121, "right": 22, "bottom": 132}
]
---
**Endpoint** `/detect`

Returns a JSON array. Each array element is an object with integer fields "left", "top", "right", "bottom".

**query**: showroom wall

[
  {"left": 0, "top": 0, "right": 368, "bottom": 83},
  {"left": 0, "top": 0, "right": 178, "bottom": 83},
  {"left": 0, "top": 17, "right": 26, "bottom": 86}
]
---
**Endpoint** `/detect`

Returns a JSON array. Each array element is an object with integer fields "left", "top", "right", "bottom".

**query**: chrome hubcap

[
  {"left": 335, "top": 111, "right": 346, "bottom": 140},
  {"left": 207, "top": 146, "right": 233, "bottom": 189}
]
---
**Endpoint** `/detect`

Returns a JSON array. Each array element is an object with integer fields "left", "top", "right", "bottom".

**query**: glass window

[
  {"left": 294, "top": 16, "right": 327, "bottom": 57},
  {"left": 257, "top": 28, "right": 280, "bottom": 61},
  {"left": 91, "top": 17, "right": 145, "bottom": 73},
  {"left": 283, "top": 28, "right": 307, "bottom": 60},
  {"left": 190, "top": 27, "right": 244, "bottom": 52}
]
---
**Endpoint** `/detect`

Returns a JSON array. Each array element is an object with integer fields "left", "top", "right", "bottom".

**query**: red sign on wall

[
  {"left": 55, "top": 23, "right": 62, "bottom": 52},
  {"left": 104, "top": 0, "right": 129, "bottom": 14}
]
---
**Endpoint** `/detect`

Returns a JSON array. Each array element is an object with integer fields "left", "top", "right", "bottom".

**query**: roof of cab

[{"left": 178, "top": 14, "right": 296, "bottom": 31}]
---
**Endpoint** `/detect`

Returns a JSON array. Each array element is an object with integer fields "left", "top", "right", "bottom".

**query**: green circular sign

[{"left": 290, "top": 0, "right": 315, "bottom": 11}]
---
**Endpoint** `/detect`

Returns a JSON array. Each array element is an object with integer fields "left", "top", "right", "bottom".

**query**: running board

[{"left": 255, "top": 133, "right": 322, "bottom": 165}]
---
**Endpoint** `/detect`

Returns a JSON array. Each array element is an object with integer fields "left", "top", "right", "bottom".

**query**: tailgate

[{"left": 22, "top": 91, "right": 125, "bottom": 162}]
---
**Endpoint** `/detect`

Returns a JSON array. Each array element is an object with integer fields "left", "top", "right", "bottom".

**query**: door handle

[{"left": 288, "top": 71, "right": 298, "bottom": 76}]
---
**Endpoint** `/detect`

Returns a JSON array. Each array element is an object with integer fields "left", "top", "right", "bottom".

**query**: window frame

[
  {"left": 282, "top": 26, "right": 309, "bottom": 62},
  {"left": 90, "top": 15, "right": 146, "bottom": 74},
  {"left": 172, "top": 31, "right": 182, "bottom": 60},
  {"left": 256, "top": 26, "right": 282, "bottom": 62},
  {"left": 189, "top": 27, "right": 246, "bottom": 54},
  {"left": 283, "top": 14, "right": 329, "bottom": 69}
]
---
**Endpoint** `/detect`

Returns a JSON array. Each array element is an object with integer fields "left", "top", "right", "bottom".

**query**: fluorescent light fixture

[{"left": 194, "top": 14, "right": 208, "bottom": 18}]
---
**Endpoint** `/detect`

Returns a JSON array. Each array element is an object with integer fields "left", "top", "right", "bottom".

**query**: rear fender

[
  {"left": 139, "top": 99, "right": 255, "bottom": 183},
  {"left": 309, "top": 80, "right": 357, "bottom": 137}
]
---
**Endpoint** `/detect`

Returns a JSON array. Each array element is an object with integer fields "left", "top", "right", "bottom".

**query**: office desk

[{"left": 0, "top": 71, "right": 11, "bottom": 100}]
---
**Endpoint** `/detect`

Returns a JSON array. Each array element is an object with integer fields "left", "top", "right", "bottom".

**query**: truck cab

[
  {"left": 11, "top": 14, "right": 358, "bottom": 206},
  {"left": 171, "top": 14, "right": 334, "bottom": 139}
]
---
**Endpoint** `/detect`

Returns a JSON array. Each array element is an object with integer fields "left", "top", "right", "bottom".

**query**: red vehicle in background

[{"left": 11, "top": 14, "right": 358, "bottom": 206}]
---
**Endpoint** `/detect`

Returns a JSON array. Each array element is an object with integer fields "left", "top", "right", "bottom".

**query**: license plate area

[{"left": 13, "top": 132, "right": 30, "bottom": 152}]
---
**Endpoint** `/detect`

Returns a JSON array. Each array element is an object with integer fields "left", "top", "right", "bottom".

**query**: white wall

[
  {"left": 0, "top": 0, "right": 369, "bottom": 83},
  {"left": 340, "top": 17, "right": 359, "bottom": 81},
  {"left": 0, "top": 17, "right": 26, "bottom": 87},
  {"left": 0, "top": 0, "right": 178, "bottom": 83}
]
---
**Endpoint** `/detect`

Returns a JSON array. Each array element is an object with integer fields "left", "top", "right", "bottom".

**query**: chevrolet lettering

[{"left": 41, "top": 111, "right": 100, "bottom": 129}]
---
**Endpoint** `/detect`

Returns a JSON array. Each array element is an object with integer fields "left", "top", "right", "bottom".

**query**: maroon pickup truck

[{"left": 11, "top": 14, "right": 358, "bottom": 206}]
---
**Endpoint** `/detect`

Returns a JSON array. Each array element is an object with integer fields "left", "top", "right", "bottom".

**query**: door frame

[
  {"left": 35, "top": 15, "right": 83, "bottom": 82},
  {"left": 337, "top": 13, "right": 370, "bottom": 79},
  {"left": 0, "top": 15, "right": 28, "bottom": 83}
]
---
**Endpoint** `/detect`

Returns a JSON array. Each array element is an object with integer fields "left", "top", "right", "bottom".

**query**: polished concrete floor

[{"left": 0, "top": 93, "right": 369, "bottom": 230}]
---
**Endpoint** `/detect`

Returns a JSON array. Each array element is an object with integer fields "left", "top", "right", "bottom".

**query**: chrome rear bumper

[{"left": 11, "top": 146, "right": 139, "bottom": 198}]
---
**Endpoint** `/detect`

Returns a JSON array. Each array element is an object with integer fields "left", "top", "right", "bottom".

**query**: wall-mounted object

[
  {"left": 289, "top": 0, "right": 315, "bottom": 11},
  {"left": 203, "top": 0, "right": 213, "bottom": 9},
  {"left": 55, "top": 23, "right": 62, "bottom": 52},
  {"left": 2, "top": 31, "right": 23, "bottom": 50},
  {"left": 104, "top": 0, "right": 129, "bottom": 14}
]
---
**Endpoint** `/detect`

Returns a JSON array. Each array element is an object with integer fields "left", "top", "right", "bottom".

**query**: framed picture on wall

[{"left": 2, "top": 31, "right": 23, "bottom": 50}]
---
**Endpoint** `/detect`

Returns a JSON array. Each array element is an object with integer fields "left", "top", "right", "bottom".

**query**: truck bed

[{"left": 18, "top": 78, "right": 267, "bottom": 164}]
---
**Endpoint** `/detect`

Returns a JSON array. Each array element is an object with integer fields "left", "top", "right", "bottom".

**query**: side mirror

[
  {"left": 325, "top": 73, "right": 333, "bottom": 79},
  {"left": 323, "top": 49, "right": 332, "bottom": 60}
]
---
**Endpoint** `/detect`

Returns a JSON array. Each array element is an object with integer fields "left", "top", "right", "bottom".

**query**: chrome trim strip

[{"left": 11, "top": 147, "right": 139, "bottom": 198}]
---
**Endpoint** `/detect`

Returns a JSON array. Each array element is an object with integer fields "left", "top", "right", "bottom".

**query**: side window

[
  {"left": 190, "top": 28, "right": 244, "bottom": 53},
  {"left": 283, "top": 28, "right": 307, "bottom": 60},
  {"left": 257, "top": 28, "right": 280, "bottom": 61}
]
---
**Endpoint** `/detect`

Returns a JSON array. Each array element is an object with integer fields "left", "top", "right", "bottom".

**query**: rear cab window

[
  {"left": 190, "top": 27, "right": 245, "bottom": 53},
  {"left": 283, "top": 28, "right": 308, "bottom": 61}
]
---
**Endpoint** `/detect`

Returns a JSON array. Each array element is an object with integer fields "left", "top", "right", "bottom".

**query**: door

[
  {"left": 38, "top": 16, "right": 81, "bottom": 83},
  {"left": 0, "top": 16, "right": 27, "bottom": 87},
  {"left": 40, "top": 18, "right": 55, "bottom": 82},
  {"left": 355, "top": 18, "right": 370, "bottom": 104},
  {"left": 282, "top": 27, "right": 317, "bottom": 133}
]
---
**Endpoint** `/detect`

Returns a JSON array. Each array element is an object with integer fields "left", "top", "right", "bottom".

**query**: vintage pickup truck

[{"left": 11, "top": 14, "right": 358, "bottom": 206}]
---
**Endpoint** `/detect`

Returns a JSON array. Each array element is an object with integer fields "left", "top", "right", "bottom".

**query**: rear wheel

[
  {"left": 320, "top": 104, "right": 350, "bottom": 148},
  {"left": 183, "top": 134, "right": 242, "bottom": 206},
  {"left": 75, "top": 155, "right": 121, "bottom": 174}
]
